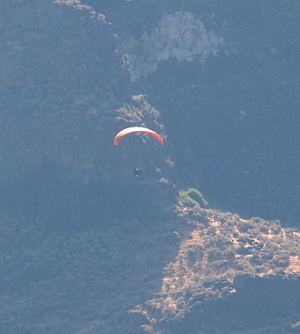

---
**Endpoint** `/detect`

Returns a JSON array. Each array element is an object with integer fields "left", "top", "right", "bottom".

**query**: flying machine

[
  {"left": 133, "top": 168, "right": 141, "bottom": 177},
  {"left": 114, "top": 126, "right": 164, "bottom": 145}
]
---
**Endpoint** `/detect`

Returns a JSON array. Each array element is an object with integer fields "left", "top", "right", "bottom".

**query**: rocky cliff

[{"left": 122, "top": 11, "right": 225, "bottom": 82}]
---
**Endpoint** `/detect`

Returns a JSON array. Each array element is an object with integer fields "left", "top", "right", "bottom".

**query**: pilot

[{"left": 133, "top": 168, "right": 141, "bottom": 177}]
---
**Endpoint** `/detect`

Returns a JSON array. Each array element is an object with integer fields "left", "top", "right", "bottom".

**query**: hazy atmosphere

[{"left": 0, "top": 1, "right": 300, "bottom": 333}]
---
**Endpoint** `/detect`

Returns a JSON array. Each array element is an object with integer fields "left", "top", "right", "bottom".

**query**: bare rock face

[{"left": 122, "top": 12, "right": 225, "bottom": 82}]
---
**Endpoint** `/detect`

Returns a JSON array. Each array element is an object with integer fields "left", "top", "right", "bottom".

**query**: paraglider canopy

[{"left": 114, "top": 126, "right": 164, "bottom": 145}]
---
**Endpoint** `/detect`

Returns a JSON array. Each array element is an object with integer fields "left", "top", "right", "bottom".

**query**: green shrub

[
  {"left": 222, "top": 249, "right": 235, "bottom": 261},
  {"left": 207, "top": 248, "right": 222, "bottom": 262},
  {"left": 178, "top": 188, "right": 208, "bottom": 207}
]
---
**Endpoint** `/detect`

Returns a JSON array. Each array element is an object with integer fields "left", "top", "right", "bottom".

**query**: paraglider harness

[{"left": 133, "top": 168, "right": 141, "bottom": 177}]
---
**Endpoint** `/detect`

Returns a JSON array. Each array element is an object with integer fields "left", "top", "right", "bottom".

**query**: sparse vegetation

[
  {"left": 138, "top": 206, "right": 300, "bottom": 333},
  {"left": 116, "top": 94, "right": 163, "bottom": 126}
]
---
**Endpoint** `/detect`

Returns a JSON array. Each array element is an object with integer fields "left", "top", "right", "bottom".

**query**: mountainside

[
  {"left": 138, "top": 203, "right": 300, "bottom": 333},
  {"left": 0, "top": 0, "right": 300, "bottom": 333}
]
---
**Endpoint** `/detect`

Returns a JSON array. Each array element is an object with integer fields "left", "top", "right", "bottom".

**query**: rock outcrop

[{"left": 122, "top": 12, "right": 224, "bottom": 82}]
